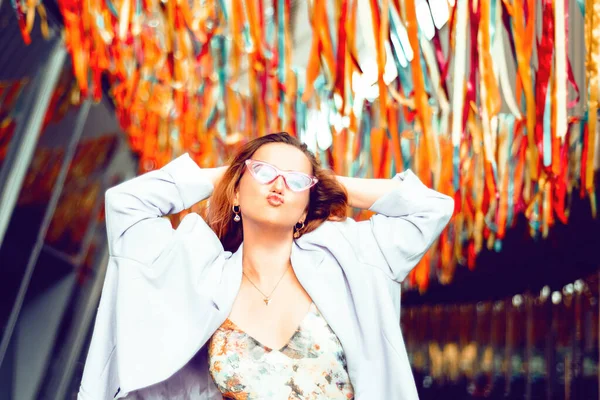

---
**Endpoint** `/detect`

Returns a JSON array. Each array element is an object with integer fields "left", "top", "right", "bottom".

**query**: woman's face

[{"left": 234, "top": 143, "right": 312, "bottom": 231}]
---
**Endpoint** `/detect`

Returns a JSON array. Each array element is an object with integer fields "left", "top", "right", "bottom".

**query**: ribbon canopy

[{"left": 14, "top": 0, "right": 599, "bottom": 292}]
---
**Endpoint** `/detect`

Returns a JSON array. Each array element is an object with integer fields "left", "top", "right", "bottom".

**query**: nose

[{"left": 271, "top": 175, "right": 285, "bottom": 194}]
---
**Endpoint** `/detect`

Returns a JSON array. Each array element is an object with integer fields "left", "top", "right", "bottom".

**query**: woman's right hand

[{"left": 201, "top": 165, "right": 229, "bottom": 188}]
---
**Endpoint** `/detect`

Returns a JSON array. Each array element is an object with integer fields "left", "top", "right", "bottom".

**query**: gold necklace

[{"left": 242, "top": 266, "right": 289, "bottom": 306}]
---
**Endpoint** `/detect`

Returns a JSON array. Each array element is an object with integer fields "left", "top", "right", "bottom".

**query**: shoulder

[
  {"left": 173, "top": 213, "right": 221, "bottom": 245},
  {"left": 296, "top": 219, "right": 359, "bottom": 251}
]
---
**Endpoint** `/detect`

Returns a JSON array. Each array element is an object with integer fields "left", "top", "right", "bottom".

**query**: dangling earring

[
  {"left": 232, "top": 205, "right": 241, "bottom": 222},
  {"left": 293, "top": 221, "right": 305, "bottom": 238}
]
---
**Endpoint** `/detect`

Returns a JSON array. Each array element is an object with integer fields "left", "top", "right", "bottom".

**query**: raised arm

[
  {"left": 333, "top": 170, "right": 454, "bottom": 282},
  {"left": 105, "top": 153, "right": 227, "bottom": 263},
  {"left": 336, "top": 175, "right": 403, "bottom": 209}
]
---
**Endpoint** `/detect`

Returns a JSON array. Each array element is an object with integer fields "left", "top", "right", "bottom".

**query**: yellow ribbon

[
  {"left": 479, "top": 0, "right": 500, "bottom": 215},
  {"left": 505, "top": 0, "right": 539, "bottom": 179}
]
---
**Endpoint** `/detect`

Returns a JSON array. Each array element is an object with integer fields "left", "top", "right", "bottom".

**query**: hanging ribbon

[
  {"left": 479, "top": 0, "right": 500, "bottom": 212},
  {"left": 451, "top": 0, "right": 468, "bottom": 187},
  {"left": 584, "top": 0, "right": 598, "bottom": 217},
  {"left": 554, "top": 0, "right": 568, "bottom": 141},
  {"left": 535, "top": 0, "right": 554, "bottom": 170},
  {"left": 11, "top": 0, "right": 599, "bottom": 291},
  {"left": 505, "top": 0, "right": 539, "bottom": 179},
  {"left": 491, "top": 0, "right": 521, "bottom": 119}
]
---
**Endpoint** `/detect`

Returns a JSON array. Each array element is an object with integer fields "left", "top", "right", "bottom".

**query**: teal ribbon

[
  {"left": 263, "top": 4, "right": 275, "bottom": 60},
  {"left": 95, "top": 13, "right": 106, "bottom": 33},
  {"left": 505, "top": 114, "right": 516, "bottom": 227},
  {"left": 485, "top": 216, "right": 498, "bottom": 234},
  {"left": 218, "top": 0, "right": 229, "bottom": 22},
  {"left": 490, "top": 149, "right": 499, "bottom": 188},
  {"left": 313, "top": 75, "right": 327, "bottom": 94},
  {"left": 529, "top": 182, "right": 541, "bottom": 236},
  {"left": 364, "top": 113, "right": 372, "bottom": 177},
  {"left": 576, "top": 0, "right": 585, "bottom": 16},
  {"left": 388, "top": 16, "right": 414, "bottom": 97},
  {"left": 349, "top": 109, "right": 369, "bottom": 177},
  {"left": 277, "top": 0, "right": 286, "bottom": 85},
  {"left": 490, "top": 0, "right": 498, "bottom": 43},
  {"left": 471, "top": 151, "right": 481, "bottom": 203},
  {"left": 401, "top": 138, "right": 411, "bottom": 171},
  {"left": 105, "top": 0, "right": 119, "bottom": 17},
  {"left": 210, "top": 35, "right": 227, "bottom": 138},
  {"left": 452, "top": 145, "right": 460, "bottom": 190},
  {"left": 294, "top": 68, "right": 307, "bottom": 142},
  {"left": 388, "top": 5, "right": 409, "bottom": 68},
  {"left": 241, "top": 1, "right": 253, "bottom": 52},
  {"left": 277, "top": 0, "right": 286, "bottom": 123},
  {"left": 494, "top": 240, "right": 502, "bottom": 252},
  {"left": 419, "top": 45, "right": 433, "bottom": 95},
  {"left": 397, "top": 64, "right": 414, "bottom": 96},
  {"left": 397, "top": 103, "right": 412, "bottom": 170},
  {"left": 389, "top": 130, "right": 397, "bottom": 177}
]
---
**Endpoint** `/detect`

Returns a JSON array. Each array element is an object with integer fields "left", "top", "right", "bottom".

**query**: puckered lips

[{"left": 266, "top": 193, "right": 284, "bottom": 207}]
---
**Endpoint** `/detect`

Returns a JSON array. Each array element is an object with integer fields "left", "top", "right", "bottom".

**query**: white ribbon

[
  {"left": 554, "top": 0, "right": 568, "bottom": 140},
  {"left": 491, "top": 0, "right": 522, "bottom": 119},
  {"left": 451, "top": 0, "right": 469, "bottom": 146}
]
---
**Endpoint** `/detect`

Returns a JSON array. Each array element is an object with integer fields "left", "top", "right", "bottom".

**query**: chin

[{"left": 246, "top": 207, "right": 296, "bottom": 230}]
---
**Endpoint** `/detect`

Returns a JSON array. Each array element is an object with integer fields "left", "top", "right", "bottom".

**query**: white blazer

[{"left": 77, "top": 153, "right": 453, "bottom": 400}]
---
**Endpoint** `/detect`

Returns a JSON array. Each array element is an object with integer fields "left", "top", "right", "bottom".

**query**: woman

[{"left": 78, "top": 132, "right": 453, "bottom": 400}]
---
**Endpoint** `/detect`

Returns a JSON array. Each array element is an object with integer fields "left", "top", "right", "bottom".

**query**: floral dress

[{"left": 208, "top": 303, "right": 355, "bottom": 400}]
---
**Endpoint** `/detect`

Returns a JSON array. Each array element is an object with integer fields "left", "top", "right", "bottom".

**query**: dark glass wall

[{"left": 0, "top": 4, "right": 136, "bottom": 398}]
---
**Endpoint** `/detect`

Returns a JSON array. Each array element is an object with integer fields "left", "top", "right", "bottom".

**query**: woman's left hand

[{"left": 335, "top": 175, "right": 403, "bottom": 210}]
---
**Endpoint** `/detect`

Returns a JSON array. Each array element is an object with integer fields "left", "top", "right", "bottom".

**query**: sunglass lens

[
  {"left": 252, "top": 163, "right": 277, "bottom": 183},
  {"left": 286, "top": 173, "right": 312, "bottom": 191}
]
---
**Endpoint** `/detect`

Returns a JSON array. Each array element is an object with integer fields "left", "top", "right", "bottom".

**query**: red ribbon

[
  {"left": 553, "top": 122, "right": 571, "bottom": 223},
  {"left": 462, "top": 1, "right": 480, "bottom": 134},
  {"left": 431, "top": 1, "right": 457, "bottom": 97},
  {"left": 580, "top": 122, "right": 589, "bottom": 199}
]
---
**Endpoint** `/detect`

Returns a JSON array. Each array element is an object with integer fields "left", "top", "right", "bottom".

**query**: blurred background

[{"left": 0, "top": 0, "right": 599, "bottom": 399}]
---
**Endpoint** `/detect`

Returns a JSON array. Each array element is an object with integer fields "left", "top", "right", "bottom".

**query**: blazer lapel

[
  {"left": 290, "top": 243, "right": 361, "bottom": 378},
  {"left": 210, "top": 247, "right": 243, "bottom": 314}
]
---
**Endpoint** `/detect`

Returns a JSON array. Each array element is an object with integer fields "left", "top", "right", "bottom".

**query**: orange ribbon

[{"left": 504, "top": 0, "right": 539, "bottom": 179}]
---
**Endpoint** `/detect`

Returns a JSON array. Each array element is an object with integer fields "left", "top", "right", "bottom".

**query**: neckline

[{"left": 224, "top": 302, "right": 316, "bottom": 352}]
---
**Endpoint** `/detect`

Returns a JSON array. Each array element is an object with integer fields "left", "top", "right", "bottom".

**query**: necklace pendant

[{"left": 263, "top": 298, "right": 271, "bottom": 306}]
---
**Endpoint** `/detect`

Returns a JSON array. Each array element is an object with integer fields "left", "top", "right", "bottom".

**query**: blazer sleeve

[
  {"left": 105, "top": 153, "right": 220, "bottom": 264},
  {"left": 332, "top": 170, "right": 454, "bottom": 282}
]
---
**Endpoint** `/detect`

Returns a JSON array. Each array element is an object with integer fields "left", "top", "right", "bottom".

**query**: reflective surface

[{"left": 402, "top": 275, "right": 600, "bottom": 400}]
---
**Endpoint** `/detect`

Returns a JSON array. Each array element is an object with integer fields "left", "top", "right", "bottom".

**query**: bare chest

[{"left": 227, "top": 272, "right": 313, "bottom": 351}]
